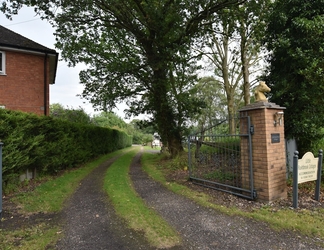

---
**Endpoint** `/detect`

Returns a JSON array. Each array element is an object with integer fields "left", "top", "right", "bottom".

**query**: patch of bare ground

[{"left": 0, "top": 178, "right": 61, "bottom": 231}]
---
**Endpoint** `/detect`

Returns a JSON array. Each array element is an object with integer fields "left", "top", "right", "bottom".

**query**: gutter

[
  {"left": 0, "top": 45, "right": 59, "bottom": 85},
  {"left": 0, "top": 45, "right": 57, "bottom": 56},
  {"left": 44, "top": 53, "right": 48, "bottom": 116}
]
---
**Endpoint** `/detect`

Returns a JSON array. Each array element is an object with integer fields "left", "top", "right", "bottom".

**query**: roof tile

[{"left": 0, "top": 25, "right": 57, "bottom": 54}]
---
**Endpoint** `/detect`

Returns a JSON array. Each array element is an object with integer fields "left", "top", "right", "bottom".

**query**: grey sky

[{"left": 0, "top": 6, "right": 131, "bottom": 119}]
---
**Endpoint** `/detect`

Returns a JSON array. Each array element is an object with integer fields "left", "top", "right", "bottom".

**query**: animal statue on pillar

[{"left": 254, "top": 81, "right": 271, "bottom": 102}]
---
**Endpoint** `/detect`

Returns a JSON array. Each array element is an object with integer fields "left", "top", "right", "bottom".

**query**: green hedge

[{"left": 0, "top": 109, "right": 132, "bottom": 186}]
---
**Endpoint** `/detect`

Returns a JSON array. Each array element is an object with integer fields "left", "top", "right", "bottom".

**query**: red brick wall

[
  {"left": 240, "top": 103, "right": 287, "bottom": 201},
  {"left": 0, "top": 50, "right": 50, "bottom": 115}
]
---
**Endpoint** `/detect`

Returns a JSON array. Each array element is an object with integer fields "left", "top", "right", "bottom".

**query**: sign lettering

[
  {"left": 298, "top": 152, "right": 318, "bottom": 184},
  {"left": 271, "top": 133, "right": 280, "bottom": 143}
]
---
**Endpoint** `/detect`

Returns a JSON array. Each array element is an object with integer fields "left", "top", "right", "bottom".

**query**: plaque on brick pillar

[{"left": 239, "top": 82, "right": 287, "bottom": 202}]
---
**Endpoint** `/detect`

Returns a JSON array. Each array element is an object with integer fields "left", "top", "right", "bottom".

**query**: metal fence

[{"left": 188, "top": 115, "right": 256, "bottom": 200}]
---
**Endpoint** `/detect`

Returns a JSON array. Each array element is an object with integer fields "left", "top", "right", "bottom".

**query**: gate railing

[{"left": 188, "top": 115, "right": 256, "bottom": 200}]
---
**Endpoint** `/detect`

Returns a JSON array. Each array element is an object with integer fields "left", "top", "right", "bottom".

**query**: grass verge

[
  {"left": 1, "top": 147, "right": 133, "bottom": 249},
  {"left": 11, "top": 147, "right": 133, "bottom": 213},
  {"left": 0, "top": 224, "right": 61, "bottom": 250},
  {"left": 104, "top": 147, "right": 181, "bottom": 249},
  {"left": 141, "top": 151, "right": 324, "bottom": 239}
]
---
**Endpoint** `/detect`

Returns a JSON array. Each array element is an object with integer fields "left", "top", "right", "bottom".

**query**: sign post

[
  {"left": 293, "top": 150, "right": 323, "bottom": 208},
  {"left": 315, "top": 150, "right": 323, "bottom": 201},
  {"left": 293, "top": 151, "right": 299, "bottom": 208}
]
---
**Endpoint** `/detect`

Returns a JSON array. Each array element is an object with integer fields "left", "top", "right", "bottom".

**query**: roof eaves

[{"left": 0, "top": 43, "right": 57, "bottom": 55}]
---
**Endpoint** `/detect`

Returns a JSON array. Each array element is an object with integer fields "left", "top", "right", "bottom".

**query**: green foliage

[
  {"left": 0, "top": 0, "right": 244, "bottom": 156},
  {"left": 0, "top": 224, "right": 61, "bottom": 249},
  {"left": 0, "top": 109, "right": 132, "bottom": 189},
  {"left": 92, "top": 111, "right": 128, "bottom": 130},
  {"left": 198, "top": 137, "right": 240, "bottom": 154},
  {"left": 130, "top": 130, "right": 152, "bottom": 145},
  {"left": 90, "top": 112, "right": 157, "bottom": 145},
  {"left": 127, "top": 119, "right": 155, "bottom": 145},
  {"left": 191, "top": 77, "right": 227, "bottom": 130},
  {"left": 50, "top": 103, "right": 92, "bottom": 124},
  {"left": 164, "top": 152, "right": 189, "bottom": 171},
  {"left": 264, "top": 0, "right": 324, "bottom": 155}
]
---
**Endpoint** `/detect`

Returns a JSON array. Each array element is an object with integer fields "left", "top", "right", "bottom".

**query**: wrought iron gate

[{"left": 188, "top": 115, "right": 256, "bottom": 200}]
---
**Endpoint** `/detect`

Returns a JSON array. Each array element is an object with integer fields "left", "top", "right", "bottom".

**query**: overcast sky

[{"left": 0, "top": 6, "right": 133, "bottom": 120}]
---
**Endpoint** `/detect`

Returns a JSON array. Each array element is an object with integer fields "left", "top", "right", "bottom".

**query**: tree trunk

[
  {"left": 227, "top": 94, "right": 236, "bottom": 134},
  {"left": 240, "top": 21, "right": 251, "bottom": 105},
  {"left": 241, "top": 52, "right": 250, "bottom": 105},
  {"left": 151, "top": 68, "right": 184, "bottom": 157},
  {"left": 157, "top": 103, "right": 183, "bottom": 157},
  {"left": 222, "top": 45, "right": 236, "bottom": 135}
]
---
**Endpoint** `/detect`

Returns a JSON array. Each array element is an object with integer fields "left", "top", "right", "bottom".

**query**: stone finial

[{"left": 254, "top": 81, "right": 271, "bottom": 102}]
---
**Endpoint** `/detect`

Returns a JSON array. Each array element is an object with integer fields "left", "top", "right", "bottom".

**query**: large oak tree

[{"left": 2, "top": 0, "right": 245, "bottom": 156}]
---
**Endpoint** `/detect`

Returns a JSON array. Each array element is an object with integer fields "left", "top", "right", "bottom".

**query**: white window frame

[{"left": 0, "top": 51, "right": 6, "bottom": 75}]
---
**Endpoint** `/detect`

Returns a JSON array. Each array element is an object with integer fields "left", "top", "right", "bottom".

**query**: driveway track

[
  {"left": 129, "top": 151, "right": 324, "bottom": 250},
  {"left": 55, "top": 156, "right": 155, "bottom": 250},
  {"left": 55, "top": 150, "right": 324, "bottom": 249}
]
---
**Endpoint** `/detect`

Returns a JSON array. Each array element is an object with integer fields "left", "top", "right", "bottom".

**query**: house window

[{"left": 0, "top": 51, "right": 6, "bottom": 75}]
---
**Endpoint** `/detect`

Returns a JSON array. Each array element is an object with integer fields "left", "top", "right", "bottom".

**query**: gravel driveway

[
  {"left": 55, "top": 150, "right": 324, "bottom": 249},
  {"left": 55, "top": 156, "right": 155, "bottom": 250}
]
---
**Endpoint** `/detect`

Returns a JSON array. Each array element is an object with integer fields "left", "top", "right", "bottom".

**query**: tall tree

[
  {"left": 199, "top": 0, "right": 269, "bottom": 135},
  {"left": 264, "top": 0, "right": 324, "bottom": 154},
  {"left": 202, "top": 22, "right": 243, "bottom": 134},
  {"left": 235, "top": 0, "right": 270, "bottom": 105},
  {"left": 1, "top": 0, "right": 245, "bottom": 156},
  {"left": 192, "top": 76, "right": 227, "bottom": 132}
]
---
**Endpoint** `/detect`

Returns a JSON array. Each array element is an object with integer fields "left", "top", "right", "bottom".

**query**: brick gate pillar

[{"left": 239, "top": 102, "right": 287, "bottom": 201}]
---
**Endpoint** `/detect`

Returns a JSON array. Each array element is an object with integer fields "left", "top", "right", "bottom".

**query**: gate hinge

[
  {"left": 250, "top": 125, "right": 254, "bottom": 135},
  {"left": 253, "top": 189, "right": 257, "bottom": 199}
]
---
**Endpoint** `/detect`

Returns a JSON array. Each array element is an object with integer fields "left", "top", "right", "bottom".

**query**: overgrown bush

[{"left": 0, "top": 109, "right": 132, "bottom": 190}]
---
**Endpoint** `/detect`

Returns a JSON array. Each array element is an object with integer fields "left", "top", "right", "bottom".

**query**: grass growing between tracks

[
  {"left": 141, "top": 151, "right": 324, "bottom": 240},
  {"left": 1, "top": 147, "right": 133, "bottom": 250},
  {"left": 104, "top": 148, "right": 181, "bottom": 249}
]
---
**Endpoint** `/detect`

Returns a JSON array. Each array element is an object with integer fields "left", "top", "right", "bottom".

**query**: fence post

[
  {"left": 293, "top": 151, "right": 299, "bottom": 209},
  {"left": 188, "top": 135, "right": 192, "bottom": 177},
  {"left": 315, "top": 149, "right": 323, "bottom": 201},
  {"left": 0, "top": 142, "right": 3, "bottom": 219}
]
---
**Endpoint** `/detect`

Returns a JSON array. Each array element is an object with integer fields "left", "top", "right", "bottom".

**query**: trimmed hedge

[{"left": 0, "top": 109, "right": 132, "bottom": 186}]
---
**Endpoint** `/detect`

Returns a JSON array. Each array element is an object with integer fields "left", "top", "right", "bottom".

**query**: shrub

[{"left": 0, "top": 109, "right": 132, "bottom": 190}]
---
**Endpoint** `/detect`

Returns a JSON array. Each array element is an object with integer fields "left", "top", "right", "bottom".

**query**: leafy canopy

[
  {"left": 1, "top": 0, "right": 245, "bottom": 156},
  {"left": 50, "top": 103, "right": 92, "bottom": 124},
  {"left": 264, "top": 0, "right": 324, "bottom": 154}
]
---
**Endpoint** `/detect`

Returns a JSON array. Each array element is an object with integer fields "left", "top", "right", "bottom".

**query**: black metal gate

[{"left": 188, "top": 115, "right": 256, "bottom": 200}]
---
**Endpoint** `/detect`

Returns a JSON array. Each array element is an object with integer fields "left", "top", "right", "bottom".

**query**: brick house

[{"left": 0, "top": 25, "right": 58, "bottom": 115}]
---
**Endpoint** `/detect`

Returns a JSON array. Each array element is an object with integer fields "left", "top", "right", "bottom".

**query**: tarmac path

[{"left": 55, "top": 150, "right": 324, "bottom": 250}]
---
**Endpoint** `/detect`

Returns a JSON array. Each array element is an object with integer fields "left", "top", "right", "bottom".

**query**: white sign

[{"left": 298, "top": 152, "right": 318, "bottom": 184}]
